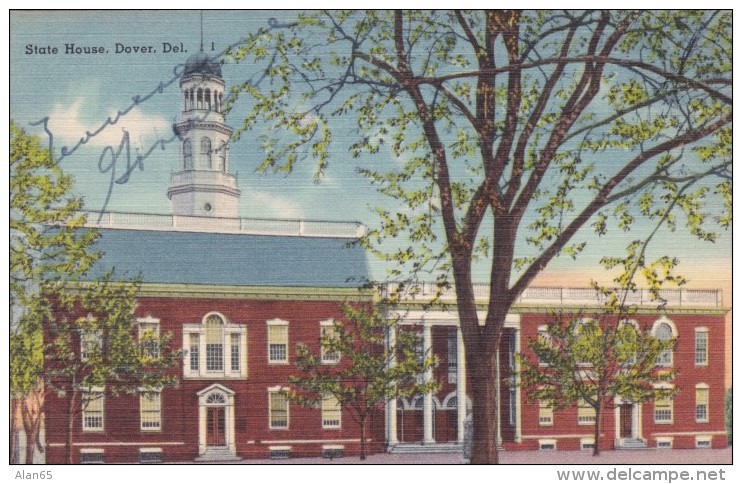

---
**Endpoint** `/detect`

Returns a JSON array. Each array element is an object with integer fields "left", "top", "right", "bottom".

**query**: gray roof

[
  {"left": 83, "top": 228, "right": 369, "bottom": 288},
  {"left": 183, "top": 52, "right": 222, "bottom": 77}
]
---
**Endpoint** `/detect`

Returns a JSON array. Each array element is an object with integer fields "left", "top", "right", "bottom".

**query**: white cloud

[
  {"left": 47, "top": 99, "right": 171, "bottom": 151},
  {"left": 246, "top": 191, "right": 305, "bottom": 219}
]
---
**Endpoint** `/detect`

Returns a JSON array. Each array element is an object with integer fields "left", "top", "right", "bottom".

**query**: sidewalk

[{"left": 180, "top": 447, "right": 731, "bottom": 465}]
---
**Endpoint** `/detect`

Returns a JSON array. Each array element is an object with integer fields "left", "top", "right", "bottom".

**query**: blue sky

[{"left": 9, "top": 10, "right": 731, "bottom": 290}]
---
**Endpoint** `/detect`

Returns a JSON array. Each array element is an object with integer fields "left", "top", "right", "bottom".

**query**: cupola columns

[{"left": 167, "top": 51, "right": 240, "bottom": 218}]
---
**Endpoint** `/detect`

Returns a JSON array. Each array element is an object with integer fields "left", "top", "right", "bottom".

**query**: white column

[
  {"left": 423, "top": 323, "right": 435, "bottom": 444},
  {"left": 227, "top": 398, "right": 236, "bottom": 454},
  {"left": 495, "top": 350, "right": 502, "bottom": 446},
  {"left": 387, "top": 326, "right": 398, "bottom": 446},
  {"left": 456, "top": 326, "right": 467, "bottom": 444},
  {"left": 514, "top": 328, "right": 522, "bottom": 443},
  {"left": 198, "top": 404, "right": 206, "bottom": 455}
]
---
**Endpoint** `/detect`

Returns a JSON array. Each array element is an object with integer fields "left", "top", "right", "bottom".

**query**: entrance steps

[
  {"left": 195, "top": 447, "right": 241, "bottom": 461},
  {"left": 616, "top": 438, "right": 649, "bottom": 450},
  {"left": 388, "top": 442, "right": 463, "bottom": 454}
]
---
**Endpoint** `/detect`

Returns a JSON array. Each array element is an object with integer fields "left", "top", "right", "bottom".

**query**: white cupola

[{"left": 167, "top": 50, "right": 240, "bottom": 218}]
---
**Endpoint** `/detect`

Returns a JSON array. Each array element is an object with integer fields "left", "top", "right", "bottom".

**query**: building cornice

[
  {"left": 382, "top": 301, "right": 728, "bottom": 316},
  {"left": 134, "top": 282, "right": 374, "bottom": 301}
]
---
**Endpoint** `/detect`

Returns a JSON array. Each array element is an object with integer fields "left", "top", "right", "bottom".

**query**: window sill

[{"left": 268, "top": 361, "right": 289, "bottom": 365}]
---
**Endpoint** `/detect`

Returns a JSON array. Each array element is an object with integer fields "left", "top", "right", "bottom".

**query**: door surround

[
  {"left": 614, "top": 397, "right": 642, "bottom": 444},
  {"left": 197, "top": 384, "right": 236, "bottom": 455}
]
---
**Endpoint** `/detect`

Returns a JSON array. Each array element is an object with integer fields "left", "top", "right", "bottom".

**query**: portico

[{"left": 385, "top": 309, "right": 521, "bottom": 450}]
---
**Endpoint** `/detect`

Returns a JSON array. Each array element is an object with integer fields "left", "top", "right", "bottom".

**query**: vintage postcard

[{"left": 9, "top": 10, "right": 732, "bottom": 473}]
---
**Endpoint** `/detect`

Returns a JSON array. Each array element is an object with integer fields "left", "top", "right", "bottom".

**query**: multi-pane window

[
  {"left": 189, "top": 334, "right": 200, "bottom": 372},
  {"left": 140, "top": 392, "right": 161, "bottom": 431},
  {"left": 230, "top": 334, "right": 240, "bottom": 372},
  {"left": 695, "top": 329, "right": 708, "bottom": 366},
  {"left": 447, "top": 329, "right": 458, "bottom": 384},
  {"left": 509, "top": 386, "right": 517, "bottom": 426},
  {"left": 508, "top": 331, "right": 517, "bottom": 369},
  {"left": 321, "top": 393, "right": 341, "bottom": 429},
  {"left": 654, "top": 396, "right": 673, "bottom": 423},
  {"left": 654, "top": 322, "right": 674, "bottom": 367},
  {"left": 269, "top": 391, "right": 289, "bottom": 429},
  {"left": 138, "top": 319, "right": 160, "bottom": 359},
  {"left": 183, "top": 313, "right": 247, "bottom": 378},
  {"left": 321, "top": 322, "right": 340, "bottom": 364},
  {"left": 537, "top": 326, "right": 549, "bottom": 365},
  {"left": 578, "top": 399, "right": 596, "bottom": 425},
  {"left": 81, "top": 330, "right": 102, "bottom": 362},
  {"left": 82, "top": 391, "right": 104, "bottom": 431},
  {"left": 268, "top": 321, "right": 288, "bottom": 363},
  {"left": 696, "top": 386, "right": 709, "bottom": 423},
  {"left": 205, "top": 314, "right": 224, "bottom": 372},
  {"left": 539, "top": 401, "right": 553, "bottom": 426}
]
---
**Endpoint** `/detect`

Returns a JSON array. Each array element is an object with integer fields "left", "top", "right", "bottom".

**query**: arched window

[
  {"left": 184, "top": 91, "right": 189, "bottom": 111},
  {"left": 189, "top": 90, "right": 195, "bottom": 110},
  {"left": 217, "top": 143, "right": 227, "bottom": 171},
  {"left": 206, "top": 392, "right": 227, "bottom": 405},
  {"left": 205, "top": 88, "right": 211, "bottom": 110},
  {"left": 197, "top": 88, "right": 203, "bottom": 109},
  {"left": 183, "top": 139, "right": 193, "bottom": 170},
  {"left": 205, "top": 313, "right": 225, "bottom": 372},
  {"left": 653, "top": 320, "right": 676, "bottom": 367},
  {"left": 200, "top": 137, "right": 212, "bottom": 169},
  {"left": 184, "top": 312, "right": 247, "bottom": 379},
  {"left": 215, "top": 91, "right": 221, "bottom": 112}
]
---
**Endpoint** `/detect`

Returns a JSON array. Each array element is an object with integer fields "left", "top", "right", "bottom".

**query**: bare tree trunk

[
  {"left": 21, "top": 383, "right": 45, "bottom": 464},
  {"left": 65, "top": 385, "right": 77, "bottom": 465},
  {"left": 468, "top": 350, "right": 499, "bottom": 464},
  {"left": 359, "top": 414, "right": 367, "bottom": 460},
  {"left": 593, "top": 399, "right": 603, "bottom": 457}
]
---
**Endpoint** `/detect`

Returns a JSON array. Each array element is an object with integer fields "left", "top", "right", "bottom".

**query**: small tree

[
  {"left": 10, "top": 121, "right": 100, "bottom": 463},
  {"left": 44, "top": 274, "right": 181, "bottom": 464},
  {"left": 289, "top": 303, "right": 438, "bottom": 460},
  {"left": 518, "top": 306, "right": 677, "bottom": 456}
]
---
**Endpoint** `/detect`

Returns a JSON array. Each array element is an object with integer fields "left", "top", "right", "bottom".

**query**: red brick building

[
  {"left": 384, "top": 286, "right": 727, "bottom": 454},
  {"left": 42, "top": 52, "right": 727, "bottom": 463}
]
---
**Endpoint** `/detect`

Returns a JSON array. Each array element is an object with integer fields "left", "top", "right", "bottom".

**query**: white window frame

[
  {"left": 580, "top": 437, "right": 595, "bottom": 450},
  {"left": 268, "top": 386, "right": 290, "bottom": 430},
  {"left": 695, "top": 436, "right": 712, "bottom": 449},
  {"left": 695, "top": 328, "right": 709, "bottom": 366},
  {"left": 183, "top": 312, "right": 247, "bottom": 379},
  {"left": 695, "top": 383, "right": 709, "bottom": 423},
  {"left": 80, "top": 448, "right": 105, "bottom": 464},
  {"left": 139, "top": 390, "right": 162, "bottom": 431},
  {"left": 80, "top": 326, "right": 102, "bottom": 363},
  {"left": 538, "top": 400, "right": 553, "bottom": 426},
  {"left": 537, "top": 325, "right": 550, "bottom": 366},
  {"left": 321, "top": 393, "right": 342, "bottom": 429},
  {"left": 652, "top": 318, "right": 677, "bottom": 367},
  {"left": 654, "top": 394, "right": 674, "bottom": 424},
  {"left": 446, "top": 328, "right": 458, "bottom": 383},
  {"left": 267, "top": 319, "right": 289, "bottom": 364},
  {"left": 578, "top": 398, "right": 596, "bottom": 425},
  {"left": 82, "top": 388, "right": 105, "bottom": 432},
  {"left": 656, "top": 437, "right": 673, "bottom": 449},
  {"left": 538, "top": 439, "right": 557, "bottom": 451},
  {"left": 320, "top": 319, "right": 340, "bottom": 364},
  {"left": 138, "top": 317, "right": 160, "bottom": 359}
]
